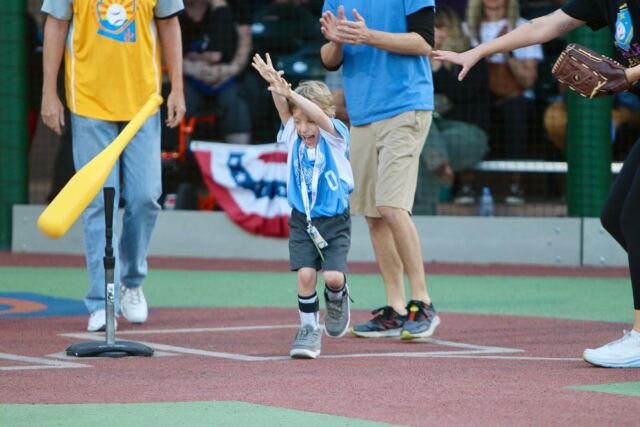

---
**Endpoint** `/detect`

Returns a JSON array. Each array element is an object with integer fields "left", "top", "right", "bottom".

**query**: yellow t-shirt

[{"left": 63, "top": 0, "right": 165, "bottom": 121}]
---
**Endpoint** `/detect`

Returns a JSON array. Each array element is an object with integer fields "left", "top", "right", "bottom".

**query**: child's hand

[
  {"left": 267, "top": 73, "right": 293, "bottom": 99},
  {"left": 251, "top": 53, "right": 282, "bottom": 85}
]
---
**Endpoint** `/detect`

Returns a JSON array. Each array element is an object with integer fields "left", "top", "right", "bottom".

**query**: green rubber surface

[
  {"left": 0, "top": 267, "right": 633, "bottom": 323},
  {"left": 0, "top": 401, "right": 403, "bottom": 427},
  {"left": 568, "top": 382, "right": 640, "bottom": 397}
]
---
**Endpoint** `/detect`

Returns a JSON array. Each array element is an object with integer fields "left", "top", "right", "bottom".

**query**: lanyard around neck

[{"left": 298, "top": 142, "right": 321, "bottom": 224}]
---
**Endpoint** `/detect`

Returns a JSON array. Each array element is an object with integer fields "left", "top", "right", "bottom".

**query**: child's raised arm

[
  {"left": 251, "top": 53, "right": 291, "bottom": 124},
  {"left": 287, "top": 90, "right": 339, "bottom": 138}
]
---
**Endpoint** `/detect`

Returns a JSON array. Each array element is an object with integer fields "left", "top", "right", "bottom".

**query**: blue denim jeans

[{"left": 71, "top": 112, "right": 162, "bottom": 313}]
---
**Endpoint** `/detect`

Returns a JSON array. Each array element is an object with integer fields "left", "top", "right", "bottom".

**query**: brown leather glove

[{"left": 552, "top": 43, "right": 631, "bottom": 99}]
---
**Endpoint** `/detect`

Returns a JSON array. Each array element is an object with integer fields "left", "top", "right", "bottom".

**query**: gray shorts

[{"left": 288, "top": 209, "right": 351, "bottom": 272}]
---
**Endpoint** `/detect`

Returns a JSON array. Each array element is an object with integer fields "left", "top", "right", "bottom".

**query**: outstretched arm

[
  {"left": 252, "top": 53, "right": 338, "bottom": 136},
  {"left": 251, "top": 53, "right": 291, "bottom": 124},
  {"left": 288, "top": 91, "right": 339, "bottom": 138},
  {"left": 433, "top": 9, "right": 584, "bottom": 80}
]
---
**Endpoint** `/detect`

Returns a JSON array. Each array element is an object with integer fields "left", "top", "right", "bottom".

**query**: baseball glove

[{"left": 551, "top": 43, "right": 631, "bottom": 99}]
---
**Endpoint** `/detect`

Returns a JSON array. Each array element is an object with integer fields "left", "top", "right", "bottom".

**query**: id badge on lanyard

[{"left": 298, "top": 143, "right": 329, "bottom": 260}]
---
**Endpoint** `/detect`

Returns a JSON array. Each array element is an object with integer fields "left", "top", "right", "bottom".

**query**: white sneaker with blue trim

[{"left": 583, "top": 330, "right": 640, "bottom": 368}]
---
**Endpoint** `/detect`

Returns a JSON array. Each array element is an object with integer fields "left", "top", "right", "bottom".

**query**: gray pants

[{"left": 288, "top": 209, "right": 351, "bottom": 272}]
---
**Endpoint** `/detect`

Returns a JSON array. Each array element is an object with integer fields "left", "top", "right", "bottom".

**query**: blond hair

[
  {"left": 435, "top": 6, "right": 471, "bottom": 53},
  {"left": 466, "top": 0, "right": 520, "bottom": 43},
  {"left": 289, "top": 80, "right": 336, "bottom": 117}
]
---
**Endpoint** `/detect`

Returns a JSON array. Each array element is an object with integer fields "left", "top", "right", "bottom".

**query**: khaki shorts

[{"left": 349, "top": 110, "right": 432, "bottom": 217}]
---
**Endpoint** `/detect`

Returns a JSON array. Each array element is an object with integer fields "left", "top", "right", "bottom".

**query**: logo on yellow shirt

[{"left": 95, "top": 0, "right": 137, "bottom": 42}]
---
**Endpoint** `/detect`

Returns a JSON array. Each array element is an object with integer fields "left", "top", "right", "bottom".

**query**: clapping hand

[
  {"left": 320, "top": 5, "right": 344, "bottom": 43},
  {"left": 320, "top": 6, "right": 369, "bottom": 45}
]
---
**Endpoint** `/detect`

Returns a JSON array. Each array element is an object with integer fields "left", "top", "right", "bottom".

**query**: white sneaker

[
  {"left": 583, "top": 330, "right": 640, "bottom": 368},
  {"left": 87, "top": 309, "right": 117, "bottom": 332},
  {"left": 121, "top": 285, "right": 148, "bottom": 324}
]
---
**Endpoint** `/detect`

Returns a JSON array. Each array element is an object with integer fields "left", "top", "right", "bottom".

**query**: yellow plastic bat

[{"left": 37, "top": 94, "right": 163, "bottom": 239}]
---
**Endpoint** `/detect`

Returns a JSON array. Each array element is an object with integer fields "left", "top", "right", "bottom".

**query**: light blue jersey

[
  {"left": 278, "top": 118, "right": 353, "bottom": 218},
  {"left": 322, "top": 0, "right": 435, "bottom": 126}
]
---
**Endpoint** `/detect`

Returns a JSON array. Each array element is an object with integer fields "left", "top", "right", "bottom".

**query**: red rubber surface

[
  {"left": 0, "top": 252, "right": 630, "bottom": 277},
  {"left": 2, "top": 307, "right": 639, "bottom": 426}
]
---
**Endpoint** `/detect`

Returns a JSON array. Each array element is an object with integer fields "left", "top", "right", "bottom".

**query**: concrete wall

[{"left": 12, "top": 205, "right": 627, "bottom": 266}]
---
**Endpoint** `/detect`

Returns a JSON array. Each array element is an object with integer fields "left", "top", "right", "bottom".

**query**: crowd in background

[{"left": 24, "top": 0, "right": 640, "bottom": 213}]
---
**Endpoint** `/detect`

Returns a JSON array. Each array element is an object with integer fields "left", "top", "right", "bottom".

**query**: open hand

[
  {"left": 267, "top": 72, "right": 293, "bottom": 99},
  {"left": 335, "top": 8, "right": 369, "bottom": 45},
  {"left": 432, "top": 49, "right": 482, "bottom": 81},
  {"left": 251, "top": 53, "right": 292, "bottom": 98},
  {"left": 251, "top": 53, "right": 283, "bottom": 85},
  {"left": 320, "top": 6, "right": 345, "bottom": 44}
]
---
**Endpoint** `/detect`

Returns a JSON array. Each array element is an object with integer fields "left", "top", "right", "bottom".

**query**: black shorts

[{"left": 288, "top": 209, "right": 351, "bottom": 272}]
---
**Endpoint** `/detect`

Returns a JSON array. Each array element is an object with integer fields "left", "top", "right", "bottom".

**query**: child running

[{"left": 252, "top": 53, "right": 353, "bottom": 359}]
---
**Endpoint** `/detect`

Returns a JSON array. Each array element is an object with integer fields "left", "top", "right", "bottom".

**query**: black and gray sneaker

[
  {"left": 290, "top": 324, "right": 322, "bottom": 359},
  {"left": 350, "top": 306, "right": 406, "bottom": 338},
  {"left": 323, "top": 284, "right": 351, "bottom": 338},
  {"left": 400, "top": 300, "right": 441, "bottom": 340}
]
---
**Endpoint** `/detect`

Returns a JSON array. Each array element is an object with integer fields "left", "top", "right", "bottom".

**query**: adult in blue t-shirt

[{"left": 320, "top": 0, "right": 441, "bottom": 340}]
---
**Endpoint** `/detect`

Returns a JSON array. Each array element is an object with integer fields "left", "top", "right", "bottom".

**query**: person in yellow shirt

[{"left": 41, "top": 0, "right": 186, "bottom": 332}]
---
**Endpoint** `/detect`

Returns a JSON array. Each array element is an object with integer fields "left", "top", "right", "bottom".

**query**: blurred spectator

[
  {"left": 177, "top": 0, "right": 253, "bottom": 145},
  {"left": 440, "top": 0, "right": 469, "bottom": 19},
  {"left": 465, "top": 0, "right": 543, "bottom": 204},
  {"left": 544, "top": 90, "right": 640, "bottom": 162},
  {"left": 414, "top": 6, "right": 489, "bottom": 214},
  {"left": 325, "top": 67, "right": 349, "bottom": 127}
]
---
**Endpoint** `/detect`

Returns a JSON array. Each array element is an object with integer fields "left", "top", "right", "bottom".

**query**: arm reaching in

[{"left": 433, "top": 9, "right": 584, "bottom": 81}]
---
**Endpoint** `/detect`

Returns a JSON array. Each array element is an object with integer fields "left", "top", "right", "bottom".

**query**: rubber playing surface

[{"left": 1, "top": 253, "right": 639, "bottom": 426}]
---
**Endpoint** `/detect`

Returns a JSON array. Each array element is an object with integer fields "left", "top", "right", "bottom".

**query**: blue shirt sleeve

[
  {"left": 319, "top": 119, "right": 349, "bottom": 153},
  {"left": 155, "top": 0, "right": 184, "bottom": 19},
  {"left": 332, "top": 119, "right": 349, "bottom": 144},
  {"left": 322, "top": 0, "right": 337, "bottom": 15},
  {"left": 277, "top": 117, "right": 298, "bottom": 149},
  {"left": 404, "top": 0, "right": 435, "bottom": 15},
  {"left": 41, "top": 0, "right": 73, "bottom": 20}
]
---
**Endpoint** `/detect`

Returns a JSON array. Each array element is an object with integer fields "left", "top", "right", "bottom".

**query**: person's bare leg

[
  {"left": 377, "top": 206, "right": 430, "bottom": 304},
  {"left": 367, "top": 216, "right": 407, "bottom": 314},
  {"left": 634, "top": 309, "right": 640, "bottom": 332}
]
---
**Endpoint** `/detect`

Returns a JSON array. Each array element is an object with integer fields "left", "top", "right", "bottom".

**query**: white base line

[
  {"left": 0, "top": 352, "right": 90, "bottom": 371},
  {"left": 60, "top": 326, "right": 525, "bottom": 362},
  {"left": 2, "top": 324, "right": 578, "bottom": 372},
  {"left": 441, "top": 355, "right": 583, "bottom": 362},
  {"left": 113, "top": 324, "right": 300, "bottom": 335}
]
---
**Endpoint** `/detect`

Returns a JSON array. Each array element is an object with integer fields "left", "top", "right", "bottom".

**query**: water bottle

[
  {"left": 478, "top": 186, "right": 494, "bottom": 216},
  {"left": 163, "top": 193, "right": 176, "bottom": 210}
]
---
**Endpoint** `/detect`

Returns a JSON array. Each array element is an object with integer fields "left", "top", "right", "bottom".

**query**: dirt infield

[{"left": 2, "top": 307, "right": 639, "bottom": 426}]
